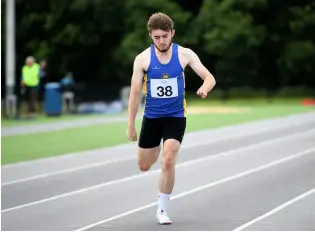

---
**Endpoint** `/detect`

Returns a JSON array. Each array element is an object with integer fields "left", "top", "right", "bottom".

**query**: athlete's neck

[{"left": 155, "top": 43, "right": 173, "bottom": 57}]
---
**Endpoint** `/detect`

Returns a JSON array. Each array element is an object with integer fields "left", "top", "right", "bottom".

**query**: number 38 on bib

[{"left": 150, "top": 78, "right": 179, "bottom": 98}]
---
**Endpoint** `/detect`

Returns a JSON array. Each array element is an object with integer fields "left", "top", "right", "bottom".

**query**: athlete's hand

[
  {"left": 127, "top": 126, "right": 137, "bottom": 141},
  {"left": 197, "top": 86, "right": 208, "bottom": 99}
]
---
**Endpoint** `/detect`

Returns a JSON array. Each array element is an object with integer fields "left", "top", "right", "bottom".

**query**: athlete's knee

[
  {"left": 137, "top": 154, "right": 153, "bottom": 172},
  {"left": 162, "top": 147, "right": 178, "bottom": 170},
  {"left": 138, "top": 161, "right": 151, "bottom": 172},
  {"left": 162, "top": 139, "right": 180, "bottom": 171},
  {"left": 162, "top": 154, "right": 175, "bottom": 171},
  {"left": 137, "top": 147, "right": 160, "bottom": 172}
]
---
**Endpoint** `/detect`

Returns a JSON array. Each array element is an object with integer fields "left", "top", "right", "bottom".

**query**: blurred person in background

[
  {"left": 38, "top": 59, "right": 49, "bottom": 112},
  {"left": 20, "top": 56, "right": 41, "bottom": 117},
  {"left": 127, "top": 12, "right": 216, "bottom": 225},
  {"left": 61, "top": 71, "right": 75, "bottom": 113}
]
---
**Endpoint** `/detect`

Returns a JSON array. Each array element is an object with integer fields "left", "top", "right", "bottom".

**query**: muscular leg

[
  {"left": 138, "top": 145, "right": 161, "bottom": 171},
  {"left": 137, "top": 117, "right": 162, "bottom": 171},
  {"left": 156, "top": 138, "right": 181, "bottom": 221},
  {"left": 156, "top": 117, "right": 185, "bottom": 224},
  {"left": 159, "top": 139, "right": 180, "bottom": 194}
]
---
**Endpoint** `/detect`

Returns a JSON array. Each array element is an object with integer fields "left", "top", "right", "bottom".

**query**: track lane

[
  {"left": 83, "top": 151, "right": 315, "bottom": 231},
  {"left": 2, "top": 123, "right": 315, "bottom": 210},
  {"left": 2, "top": 112, "right": 315, "bottom": 231},
  {"left": 3, "top": 111, "right": 315, "bottom": 182},
  {"left": 2, "top": 131, "right": 314, "bottom": 230}
]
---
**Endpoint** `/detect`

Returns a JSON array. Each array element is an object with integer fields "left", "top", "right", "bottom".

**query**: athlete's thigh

[
  {"left": 138, "top": 117, "right": 163, "bottom": 164},
  {"left": 162, "top": 117, "right": 186, "bottom": 146},
  {"left": 161, "top": 117, "right": 186, "bottom": 160}
]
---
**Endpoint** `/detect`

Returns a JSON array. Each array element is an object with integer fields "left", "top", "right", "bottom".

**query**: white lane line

[
  {"left": 3, "top": 128, "right": 315, "bottom": 186},
  {"left": 1, "top": 138, "right": 215, "bottom": 185},
  {"left": 0, "top": 139, "right": 232, "bottom": 186},
  {"left": 75, "top": 148, "right": 315, "bottom": 231},
  {"left": 1, "top": 139, "right": 216, "bottom": 186},
  {"left": 232, "top": 187, "right": 315, "bottom": 231},
  {"left": 1, "top": 132, "right": 314, "bottom": 213},
  {"left": 1, "top": 157, "right": 136, "bottom": 186}
]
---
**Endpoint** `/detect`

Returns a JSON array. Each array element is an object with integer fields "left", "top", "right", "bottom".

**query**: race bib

[{"left": 150, "top": 78, "right": 178, "bottom": 98}]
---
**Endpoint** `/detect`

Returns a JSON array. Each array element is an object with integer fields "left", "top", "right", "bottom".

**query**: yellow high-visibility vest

[{"left": 22, "top": 63, "right": 40, "bottom": 87}]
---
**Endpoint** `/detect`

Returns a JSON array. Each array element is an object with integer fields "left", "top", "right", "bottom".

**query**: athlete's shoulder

[
  {"left": 135, "top": 47, "right": 150, "bottom": 60},
  {"left": 177, "top": 45, "right": 197, "bottom": 58},
  {"left": 134, "top": 47, "right": 151, "bottom": 71},
  {"left": 175, "top": 45, "right": 198, "bottom": 69},
  {"left": 178, "top": 45, "right": 201, "bottom": 65}
]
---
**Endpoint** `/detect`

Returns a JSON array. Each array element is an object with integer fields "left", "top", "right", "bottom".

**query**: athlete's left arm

[{"left": 186, "top": 48, "right": 216, "bottom": 94}]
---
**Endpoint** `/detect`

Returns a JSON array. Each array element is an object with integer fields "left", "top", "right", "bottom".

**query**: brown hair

[{"left": 147, "top": 12, "right": 174, "bottom": 33}]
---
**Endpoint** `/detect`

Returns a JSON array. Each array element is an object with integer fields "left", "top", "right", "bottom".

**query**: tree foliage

[{"left": 2, "top": 0, "right": 315, "bottom": 94}]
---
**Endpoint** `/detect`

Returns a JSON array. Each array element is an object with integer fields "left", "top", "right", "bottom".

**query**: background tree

[{"left": 2, "top": 0, "right": 314, "bottom": 99}]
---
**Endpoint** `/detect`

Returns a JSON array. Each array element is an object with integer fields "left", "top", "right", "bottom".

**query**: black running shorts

[{"left": 138, "top": 116, "right": 187, "bottom": 148}]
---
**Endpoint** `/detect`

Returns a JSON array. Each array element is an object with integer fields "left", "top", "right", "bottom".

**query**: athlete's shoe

[{"left": 156, "top": 211, "right": 172, "bottom": 225}]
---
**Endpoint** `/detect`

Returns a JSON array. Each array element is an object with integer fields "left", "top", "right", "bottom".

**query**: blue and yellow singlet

[{"left": 143, "top": 43, "right": 186, "bottom": 118}]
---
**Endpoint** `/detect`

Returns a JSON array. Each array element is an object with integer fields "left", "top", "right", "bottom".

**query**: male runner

[{"left": 127, "top": 12, "right": 216, "bottom": 225}]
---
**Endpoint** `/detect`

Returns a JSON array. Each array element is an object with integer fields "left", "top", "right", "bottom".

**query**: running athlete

[{"left": 127, "top": 12, "right": 216, "bottom": 225}]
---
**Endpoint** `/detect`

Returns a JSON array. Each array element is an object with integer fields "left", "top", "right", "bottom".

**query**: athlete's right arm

[{"left": 127, "top": 55, "right": 144, "bottom": 129}]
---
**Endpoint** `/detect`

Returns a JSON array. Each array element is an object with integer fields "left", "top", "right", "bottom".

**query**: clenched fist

[
  {"left": 196, "top": 86, "right": 208, "bottom": 99},
  {"left": 127, "top": 126, "right": 137, "bottom": 141}
]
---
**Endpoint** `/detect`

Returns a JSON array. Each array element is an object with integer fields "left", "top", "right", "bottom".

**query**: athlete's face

[{"left": 150, "top": 29, "right": 175, "bottom": 53}]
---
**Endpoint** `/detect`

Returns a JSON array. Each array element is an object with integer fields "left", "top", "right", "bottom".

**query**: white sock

[{"left": 157, "top": 193, "right": 170, "bottom": 213}]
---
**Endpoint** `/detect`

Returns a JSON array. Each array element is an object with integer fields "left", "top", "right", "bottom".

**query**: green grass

[
  {"left": 1, "top": 97, "right": 306, "bottom": 127},
  {"left": 2, "top": 102, "right": 314, "bottom": 165},
  {"left": 1, "top": 112, "right": 128, "bottom": 127},
  {"left": 186, "top": 96, "right": 305, "bottom": 106}
]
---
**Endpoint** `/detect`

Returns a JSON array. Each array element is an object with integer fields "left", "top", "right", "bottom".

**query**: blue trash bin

[{"left": 44, "top": 82, "right": 62, "bottom": 116}]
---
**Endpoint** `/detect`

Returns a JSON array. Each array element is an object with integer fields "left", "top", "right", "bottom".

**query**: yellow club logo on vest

[{"left": 161, "top": 73, "right": 170, "bottom": 79}]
